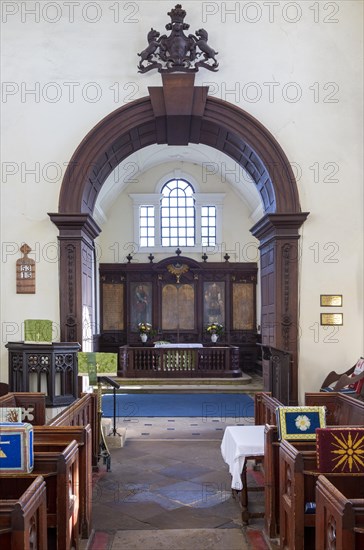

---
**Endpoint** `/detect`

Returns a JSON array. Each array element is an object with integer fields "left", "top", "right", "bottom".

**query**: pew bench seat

[
  {"left": 0, "top": 440, "right": 80, "bottom": 550},
  {"left": 279, "top": 439, "right": 364, "bottom": 550},
  {"left": 316, "top": 475, "right": 364, "bottom": 549},
  {"left": 264, "top": 391, "right": 364, "bottom": 539},
  {"left": 0, "top": 475, "right": 47, "bottom": 550}
]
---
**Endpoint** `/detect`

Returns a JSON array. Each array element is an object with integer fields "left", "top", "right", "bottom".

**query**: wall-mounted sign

[
  {"left": 320, "top": 313, "right": 343, "bottom": 326},
  {"left": 320, "top": 295, "right": 343, "bottom": 307},
  {"left": 16, "top": 244, "right": 35, "bottom": 294}
]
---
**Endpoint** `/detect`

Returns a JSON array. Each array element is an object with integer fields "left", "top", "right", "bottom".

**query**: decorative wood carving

[
  {"left": 167, "top": 262, "right": 189, "bottom": 283},
  {"left": 16, "top": 243, "right": 35, "bottom": 294},
  {"left": 99, "top": 257, "right": 258, "bottom": 371},
  {"left": 137, "top": 4, "right": 218, "bottom": 73}
]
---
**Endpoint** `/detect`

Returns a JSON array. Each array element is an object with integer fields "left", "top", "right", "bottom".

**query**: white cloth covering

[
  {"left": 220, "top": 425, "right": 265, "bottom": 490},
  {"left": 154, "top": 343, "right": 203, "bottom": 348}
]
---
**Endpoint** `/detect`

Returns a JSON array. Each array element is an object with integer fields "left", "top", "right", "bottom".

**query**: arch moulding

[{"left": 49, "top": 73, "right": 308, "bottom": 404}]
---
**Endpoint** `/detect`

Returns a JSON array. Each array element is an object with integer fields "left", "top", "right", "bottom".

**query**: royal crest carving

[{"left": 137, "top": 5, "right": 218, "bottom": 73}]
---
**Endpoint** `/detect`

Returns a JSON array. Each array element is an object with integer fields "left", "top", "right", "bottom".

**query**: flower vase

[
  {"left": 140, "top": 333, "right": 148, "bottom": 343},
  {"left": 211, "top": 333, "right": 218, "bottom": 343}
]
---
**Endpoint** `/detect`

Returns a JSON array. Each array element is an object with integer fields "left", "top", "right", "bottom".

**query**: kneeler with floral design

[{"left": 276, "top": 406, "right": 326, "bottom": 441}]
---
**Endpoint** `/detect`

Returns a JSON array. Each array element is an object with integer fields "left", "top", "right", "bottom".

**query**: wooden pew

[
  {"left": 0, "top": 392, "right": 46, "bottom": 424},
  {"left": 0, "top": 392, "right": 98, "bottom": 468},
  {"left": 305, "top": 392, "right": 364, "bottom": 425},
  {"left": 254, "top": 391, "right": 281, "bottom": 425},
  {"left": 48, "top": 393, "right": 98, "bottom": 470},
  {"left": 279, "top": 439, "right": 364, "bottom": 550},
  {"left": 34, "top": 425, "right": 92, "bottom": 539},
  {"left": 0, "top": 475, "right": 47, "bottom": 550},
  {"left": 315, "top": 474, "right": 364, "bottom": 549},
  {"left": 0, "top": 440, "right": 80, "bottom": 550},
  {"left": 252, "top": 392, "right": 282, "bottom": 537},
  {"left": 1, "top": 392, "right": 97, "bottom": 539},
  {"left": 264, "top": 392, "right": 364, "bottom": 539}
]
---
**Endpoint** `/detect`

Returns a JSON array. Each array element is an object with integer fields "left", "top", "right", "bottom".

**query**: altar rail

[{"left": 119, "top": 345, "right": 241, "bottom": 378}]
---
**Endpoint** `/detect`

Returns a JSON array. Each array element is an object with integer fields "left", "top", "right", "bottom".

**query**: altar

[
  {"left": 119, "top": 344, "right": 240, "bottom": 378},
  {"left": 153, "top": 343, "right": 203, "bottom": 348},
  {"left": 98, "top": 256, "right": 259, "bottom": 373}
]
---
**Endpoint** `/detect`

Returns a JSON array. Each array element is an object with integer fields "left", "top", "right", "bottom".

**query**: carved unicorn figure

[{"left": 194, "top": 28, "right": 218, "bottom": 65}]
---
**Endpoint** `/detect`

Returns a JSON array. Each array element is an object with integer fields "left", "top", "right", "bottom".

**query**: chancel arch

[{"left": 49, "top": 73, "right": 308, "bottom": 404}]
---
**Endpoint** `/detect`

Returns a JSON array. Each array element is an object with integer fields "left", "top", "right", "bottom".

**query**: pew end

[{"left": 316, "top": 475, "right": 364, "bottom": 549}]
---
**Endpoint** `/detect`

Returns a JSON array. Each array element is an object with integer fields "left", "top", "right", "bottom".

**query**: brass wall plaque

[
  {"left": 320, "top": 313, "right": 343, "bottom": 326},
  {"left": 320, "top": 295, "right": 342, "bottom": 307}
]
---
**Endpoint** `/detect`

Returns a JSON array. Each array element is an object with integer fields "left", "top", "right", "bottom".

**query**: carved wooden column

[
  {"left": 48, "top": 213, "right": 101, "bottom": 346},
  {"left": 251, "top": 213, "right": 309, "bottom": 404}
]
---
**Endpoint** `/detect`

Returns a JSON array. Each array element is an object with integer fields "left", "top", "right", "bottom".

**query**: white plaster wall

[
  {"left": 96, "top": 161, "right": 256, "bottom": 264},
  {"left": 1, "top": 1, "right": 362, "bottom": 398}
]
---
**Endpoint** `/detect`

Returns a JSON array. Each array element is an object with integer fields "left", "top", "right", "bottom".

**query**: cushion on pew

[
  {"left": 316, "top": 427, "right": 364, "bottom": 473},
  {"left": 0, "top": 407, "right": 22, "bottom": 422},
  {"left": 320, "top": 386, "right": 356, "bottom": 394},
  {"left": 348, "top": 357, "right": 364, "bottom": 394},
  {"left": 321, "top": 357, "right": 364, "bottom": 394},
  {"left": 0, "top": 422, "right": 34, "bottom": 473},
  {"left": 276, "top": 406, "right": 326, "bottom": 441}
]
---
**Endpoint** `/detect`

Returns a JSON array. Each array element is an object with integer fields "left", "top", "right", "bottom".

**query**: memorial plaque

[
  {"left": 232, "top": 283, "right": 254, "bottom": 330},
  {"left": 320, "top": 294, "right": 342, "bottom": 307},
  {"left": 320, "top": 313, "right": 343, "bottom": 326},
  {"left": 102, "top": 283, "right": 124, "bottom": 330}
]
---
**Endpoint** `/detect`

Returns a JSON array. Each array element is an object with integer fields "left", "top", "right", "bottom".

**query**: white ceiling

[{"left": 94, "top": 143, "right": 263, "bottom": 226}]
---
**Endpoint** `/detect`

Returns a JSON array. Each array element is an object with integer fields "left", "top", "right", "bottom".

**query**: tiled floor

[
  {"left": 116, "top": 414, "right": 256, "bottom": 440},
  {"left": 89, "top": 413, "right": 278, "bottom": 550}
]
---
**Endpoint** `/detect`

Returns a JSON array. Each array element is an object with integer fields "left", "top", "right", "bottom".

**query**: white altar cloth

[
  {"left": 221, "top": 425, "right": 265, "bottom": 490},
  {"left": 154, "top": 343, "right": 203, "bottom": 348}
]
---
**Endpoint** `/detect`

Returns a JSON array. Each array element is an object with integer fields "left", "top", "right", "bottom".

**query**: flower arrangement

[
  {"left": 138, "top": 322, "right": 153, "bottom": 335},
  {"left": 206, "top": 322, "right": 224, "bottom": 336}
]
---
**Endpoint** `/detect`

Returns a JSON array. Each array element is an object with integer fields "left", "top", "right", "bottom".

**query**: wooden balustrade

[{"left": 119, "top": 345, "right": 240, "bottom": 378}]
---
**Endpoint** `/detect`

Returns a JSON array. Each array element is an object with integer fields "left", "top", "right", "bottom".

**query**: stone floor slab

[{"left": 110, "top": 528, "right": 250, "bottom": 550}]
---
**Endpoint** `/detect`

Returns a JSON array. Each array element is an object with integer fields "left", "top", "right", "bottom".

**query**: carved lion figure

[
  {"left": 195, "top": 28, "right": 218, "bottom": 63},
  {"left": 137, "top": 28, "right": 160, "bottom": 64}
]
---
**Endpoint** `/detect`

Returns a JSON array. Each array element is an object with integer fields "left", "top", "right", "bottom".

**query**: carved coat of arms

[{"left": 137, "top": 4, "right": 218, "bottom": 73}]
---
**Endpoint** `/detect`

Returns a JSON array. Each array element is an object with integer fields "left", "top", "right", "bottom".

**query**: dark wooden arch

[
  {"left": 50, "top": 74, "right": 308, "bottom": 403},
  {"left": 58, "top": 75, "right": 299, "bottom": 215}
]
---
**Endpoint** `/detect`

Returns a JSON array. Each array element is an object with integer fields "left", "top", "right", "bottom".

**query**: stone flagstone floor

[{"left": 86, "top": 413, "right": 279, "bottom": 550}]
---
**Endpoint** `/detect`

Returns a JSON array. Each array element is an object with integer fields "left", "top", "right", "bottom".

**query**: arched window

[
  {"left": 130, "top": 174, "right": 224, "bottom": 251},
  {"left": 160, "top": 179, "right": 195, "bottom": 247}
]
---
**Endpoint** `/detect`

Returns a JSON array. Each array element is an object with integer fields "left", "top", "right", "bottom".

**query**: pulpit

[{"left": 6, "top": 341, "right": 80, "bottom": 406}]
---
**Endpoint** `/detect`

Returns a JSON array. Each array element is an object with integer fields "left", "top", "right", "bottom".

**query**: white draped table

[
  {"left": 154, "top": 343, "right": 203, "bottom": 348},
  {"left": 220, "top": 425, "right": 265, "bottom": 490}
]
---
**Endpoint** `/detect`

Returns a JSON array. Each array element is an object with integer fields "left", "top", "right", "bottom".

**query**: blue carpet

[{"left": 101, "top": 393, "right": 254, "bottom": 418}]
